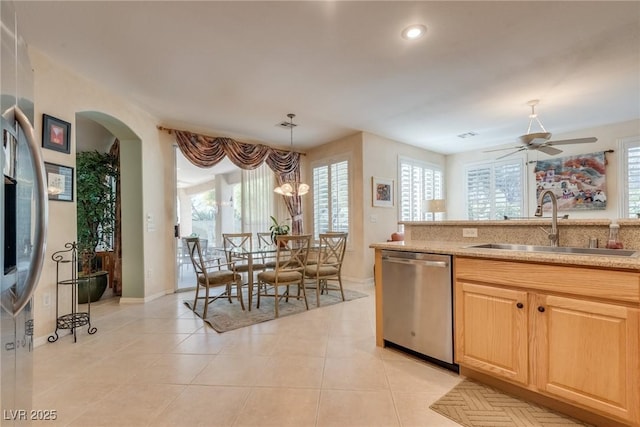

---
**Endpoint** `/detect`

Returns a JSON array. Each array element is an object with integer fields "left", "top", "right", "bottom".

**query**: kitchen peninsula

[{"left": 371, "top": 219, "right": 640, "bottom": 427}]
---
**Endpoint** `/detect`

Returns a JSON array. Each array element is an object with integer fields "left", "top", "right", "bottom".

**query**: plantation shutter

[
  {"left": 399, "top": 158, "right": 443, "bottom": 221},
  {"left": 313, "top": 158, "right": 349, "bottom": 239},
  {"left": 466, "top": 160, "right": 523, "bottom": 220},
  {"left": 624, "top": 139, "right": 640, "bottom": 217},
  {"left": 331, "top": 160, "right": 349, "bottom": 233}
]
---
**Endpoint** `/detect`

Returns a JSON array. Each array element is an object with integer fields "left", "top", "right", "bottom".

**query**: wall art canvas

[
  {"left": 372, "top": 177, "right": 394, "bottom": 207},
  {"left": 534, "top": 151, "right": 607, "bottom": 211}
]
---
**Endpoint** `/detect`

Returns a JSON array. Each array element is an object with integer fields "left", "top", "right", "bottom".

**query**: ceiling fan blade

[
  {"left": 483, "top": 146, "right": 522, "bottom": 153},
  {"left": 547, "top": 137, "right": 598, "bottom": 146},
  {"left": 495, "top": 147, "right": 526, "bottom": 160},
  {"left": 537, "top": 145, "right": 563, "bottom": 156}
]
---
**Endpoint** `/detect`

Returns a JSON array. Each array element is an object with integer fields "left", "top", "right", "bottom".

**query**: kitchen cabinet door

[
  {"left": 455, "top": 281, "right": 529, "bottom": 385},
  {"left": 535, "top": 294, "right": 639, "bottom": 424}
]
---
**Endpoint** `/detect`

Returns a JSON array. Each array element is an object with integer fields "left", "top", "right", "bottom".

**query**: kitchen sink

[{"left": 466, "top": 243, "right": 639, "bottom": 257}]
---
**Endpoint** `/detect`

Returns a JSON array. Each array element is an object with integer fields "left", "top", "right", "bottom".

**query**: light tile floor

[{"left": 33, "top": 282, "right": 462, "bottom": 426}]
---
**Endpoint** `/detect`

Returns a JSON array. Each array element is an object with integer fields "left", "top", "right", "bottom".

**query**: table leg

[{"left": 247, "top": 254, "right": 254, "bottom": 311}]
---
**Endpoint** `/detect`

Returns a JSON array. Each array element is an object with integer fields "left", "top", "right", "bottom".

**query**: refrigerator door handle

[{"left": 11, "top": 106, "right": 48, "bottom": 317}]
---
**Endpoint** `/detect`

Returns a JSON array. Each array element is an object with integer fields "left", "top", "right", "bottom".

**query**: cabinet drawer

[{"left": 456, "top": 257, "right": 640, "bottom": 304}]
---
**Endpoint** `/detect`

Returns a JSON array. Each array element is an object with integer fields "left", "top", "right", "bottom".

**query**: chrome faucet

[{"left": 535, "top": 189, "right": 559, "bottom": 247}]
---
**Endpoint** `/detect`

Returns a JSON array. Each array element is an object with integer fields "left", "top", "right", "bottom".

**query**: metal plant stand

[{"left": 48, "top": 242, "right": 97, "bottom": 343}]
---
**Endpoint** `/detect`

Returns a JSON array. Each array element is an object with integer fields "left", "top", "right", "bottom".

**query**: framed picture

[
  {"left": 45, "top": 162, "right": 74, "bottom": 202},
  {"left": 3, "top": 129, "right": 16, "bottom": 177},
  {"left": 372, "top": 176, "right": 394, "bottom": 208},
  {"left": 42, "top": 114, "right": 71, "bottom": 154}
]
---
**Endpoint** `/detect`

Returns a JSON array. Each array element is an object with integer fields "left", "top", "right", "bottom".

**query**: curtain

[
  {"left": 172, "top": 129, "right": 304, "bottom": 233},
  {"left": 242, "top": 163, "right": 274, "bottom": 233}
]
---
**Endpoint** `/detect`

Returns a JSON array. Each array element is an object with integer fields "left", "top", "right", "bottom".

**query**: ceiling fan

[{"left": 485, "top": 100, "right": 598, "bottom": 160}]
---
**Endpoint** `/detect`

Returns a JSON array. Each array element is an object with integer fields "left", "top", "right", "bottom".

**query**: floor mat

[
  {"left": 184, "top": 287, "right": 368, "bottom": 333},
  {"left": 430, "top": 379, "right": 593, "bottom": 427}
]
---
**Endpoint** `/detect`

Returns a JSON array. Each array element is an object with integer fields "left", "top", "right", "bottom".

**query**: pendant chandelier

[{"left": 274, "top": 113, "right": 309, "bottom": 197}]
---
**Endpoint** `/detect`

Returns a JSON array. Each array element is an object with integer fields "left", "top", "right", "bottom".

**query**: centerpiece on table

[{"left": 269, "top": 216, "right": 290, "bottom": 247}]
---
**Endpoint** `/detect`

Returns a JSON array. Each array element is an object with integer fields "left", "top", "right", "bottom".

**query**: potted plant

[
  {"left": 76, "top": 150, "right": 119, "bottom": 303},
  {"left": 269, "top": 216, "right": 290, "bottom": 245}
]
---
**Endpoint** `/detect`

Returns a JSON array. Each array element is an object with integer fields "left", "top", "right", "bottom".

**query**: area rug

[
  {"left": 430, "top": 379, "right": 593, "bottom": 427},
  {"left": 183, "top": 288, "right": 368, "bottom": 333}
]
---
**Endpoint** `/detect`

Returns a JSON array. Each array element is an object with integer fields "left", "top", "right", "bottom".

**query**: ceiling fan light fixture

[{"left": 401, "top": 24, "right": 427, "bottom": 40}]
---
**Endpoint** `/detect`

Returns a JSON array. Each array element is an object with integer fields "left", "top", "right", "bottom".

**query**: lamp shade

[{"left": 424, "top": 199, "right": 446, "bottom": 213}]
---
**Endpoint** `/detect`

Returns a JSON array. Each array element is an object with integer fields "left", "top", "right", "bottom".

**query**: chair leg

[
  {"left": 193, "top": 283, "right": 201, "bottom": 311},
  {"left": 274, "top": 283, "right": 279, "bottom": 318},
  {"left": 203, "top": 285, "right": 210, "bottom": 318},
  {"left": 338, "top": 276, "right": 345, "bottom": 301},
  {"left": 256, "top": 280, "right": 261, "bottom": 309},
  {"left": 300, "top": 281, "right": 309, "bottom": 310},
  {"left": 227, "top": 283, "right": 233, "bottom": 304},
  {"left": 315, "top": 277, "right": 321, "bottom": 307},
  {"left": 237, "top": 281, "right": 245, "bottom": 311}
]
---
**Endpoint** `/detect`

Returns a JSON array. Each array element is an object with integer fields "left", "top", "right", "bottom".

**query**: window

[
  {"left": 313, "top": 158, "right": 349, "bottom": 239},
  {"left": 620, "top": 136, "right": 640, "bottom": 218},
  {"left": 466, "top": 159, "right": 525, "bottom": 220},
  {"left": 398, "top": 158, "right": 443, "bottom": 221}
]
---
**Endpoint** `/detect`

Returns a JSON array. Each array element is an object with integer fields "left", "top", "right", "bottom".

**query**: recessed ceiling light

[{"left": 401, "top": 24, "right": 427, "bottom": 40}]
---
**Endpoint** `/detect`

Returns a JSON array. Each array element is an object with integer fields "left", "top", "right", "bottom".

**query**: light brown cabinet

[
  {"left": 455, "top": 257, "right": 640, "bottom": 426},
  {"left": 455, "top": 282, "right": 528, "bottom": 385}
]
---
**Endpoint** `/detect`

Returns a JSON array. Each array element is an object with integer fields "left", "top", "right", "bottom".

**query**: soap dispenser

[{"left": 606, "top": 223, "right": 623, "bottom": 249}]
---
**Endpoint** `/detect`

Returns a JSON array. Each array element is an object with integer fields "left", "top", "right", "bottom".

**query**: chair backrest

[
  {"left": 184, "top": 237, "right": 206, "bottom": 275},
  {"left": 222, "top": 233, "right": 253, "bottom": 263},
  {"left": 318, "top": 232, "right": 348, "bottom": 270},
  {"left": 256, "top": 232, "right": 273, "bottom": 248},
  {"left": 274, "top": 234, "right": 311, "bottom": 271}
]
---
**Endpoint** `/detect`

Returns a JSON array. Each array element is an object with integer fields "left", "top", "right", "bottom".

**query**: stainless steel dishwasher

[{"left": 381, "top": 250, "right": 457, "bottom": 372}]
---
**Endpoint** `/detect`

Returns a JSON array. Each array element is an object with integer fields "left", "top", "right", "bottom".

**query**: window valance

[
  {"left": 159, "top": 126, "right": 305, "bottom": 234},
  {"left": 168, "top": 128, "right": 302, "bottom": 174}
]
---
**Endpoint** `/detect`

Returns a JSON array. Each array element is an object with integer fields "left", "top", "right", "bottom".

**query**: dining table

[{"left": 224, "top": 242, "right": 320, "bottom": 310}]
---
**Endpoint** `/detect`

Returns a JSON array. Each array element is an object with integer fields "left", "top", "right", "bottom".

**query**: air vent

[{"left": 457, "top": 132, "right": 478, "bottom": 139}]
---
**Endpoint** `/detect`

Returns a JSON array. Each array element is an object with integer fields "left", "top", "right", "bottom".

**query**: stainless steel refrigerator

[{"left": 1, "top": 1, "right": 48, "bottom": 425}]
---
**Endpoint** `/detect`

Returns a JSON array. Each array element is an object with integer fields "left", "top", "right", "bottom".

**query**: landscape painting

[{"left": 534, "top": 151, "right": 607, "bottom": 212}]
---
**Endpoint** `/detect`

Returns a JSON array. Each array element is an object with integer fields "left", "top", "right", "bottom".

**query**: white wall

[
  {"left": 305, "top": 131, "right": 445, "bottom": 282},
  {"left": 31, "top": 48, "right": 175, "bottom": 340},
  {"left": 362, "top": 132, "right": 445, "bottom": 277},
  {"left": 445, "top": 119, "right": 640, "bottom": 220}
]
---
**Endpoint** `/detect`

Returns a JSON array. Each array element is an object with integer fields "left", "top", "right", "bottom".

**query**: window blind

[
  {"left": 623, "top": 138, "right": 640, "bottom": 217},
  {"left": 313, "top": 159, "right": 349, "bottom": 239},
  {"left": 466, "top": 160, "right": 523, "bottom": 220},
  {"left": 399, "top": 159, "right": 443, "bottom": 221}
]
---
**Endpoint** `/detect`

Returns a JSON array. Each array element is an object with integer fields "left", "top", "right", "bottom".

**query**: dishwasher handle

[{"left": 381, "top": 256, "right": 448, "bottom": 268}]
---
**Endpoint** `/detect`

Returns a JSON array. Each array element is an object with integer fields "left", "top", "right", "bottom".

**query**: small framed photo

[
  {"left": 45, "top": 162, "right": 74, "bottom": 202},
  {"left": 42, "top": 114, "right": 71, "bottom": 154},
  {"left": 3, "top": 129, "right": 16, "bottom": 177},
  {"left": 372, "top": 176, "right": 394, "bottom": 208}
]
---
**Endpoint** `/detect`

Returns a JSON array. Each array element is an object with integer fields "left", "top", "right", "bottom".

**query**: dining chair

[
  {"left": 222, "top": 233, "right": 267, "bottom": 306},
  {"left": 184, "top": 237, "right": 244, "bottom": 318},
  {"left": 256, "top": 232, "right": 277, "bottom": 269},
  {"left": 256, "top": 234, "right": 311, "bottom": 318},
  {"left": 304, "top": 232, "right": 348, "bottom": 306}
]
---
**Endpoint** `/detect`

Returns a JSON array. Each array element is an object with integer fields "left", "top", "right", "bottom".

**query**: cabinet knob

[
  {"left": 516, "top": 302, "right": 524, "bottom": 309},
  {"left": 538, "top": 306, "right": 545, "bottom": 313}
]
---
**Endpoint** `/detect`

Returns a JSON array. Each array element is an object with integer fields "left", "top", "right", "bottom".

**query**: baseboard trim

[{"left": 119, "top": 290, "right": 168, "bottom": 304}]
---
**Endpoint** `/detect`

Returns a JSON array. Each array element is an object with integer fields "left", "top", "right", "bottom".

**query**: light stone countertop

[{"left": 369, "top": 240, "right": 640, "bottom": 271}]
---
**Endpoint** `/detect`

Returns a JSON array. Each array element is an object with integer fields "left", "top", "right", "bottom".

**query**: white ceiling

[{"left": 14, "top": 1, "right": 640, "bottom": 156}]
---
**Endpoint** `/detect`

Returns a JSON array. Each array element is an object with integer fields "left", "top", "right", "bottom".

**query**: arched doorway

[{"left": 76, "top": 111, "right": 144, "bottom": 300}]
